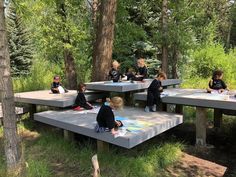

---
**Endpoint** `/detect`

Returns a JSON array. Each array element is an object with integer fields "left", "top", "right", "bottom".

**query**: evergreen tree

[{"left": 6, "top": 3, "right": 32, "bottom": 77}]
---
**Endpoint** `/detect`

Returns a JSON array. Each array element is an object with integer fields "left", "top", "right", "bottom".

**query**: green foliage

[
  {"left": 181, "top": 43, "right": 236, "bottom": 89},
  {"left": 6, "top": 3, "right": 33, "bottom": 77},
  {"left": 13, "top": 59, "right": 62, "bottom": 92},
  {"left": 26, "top": 159, "right": 51, "bottom": 177}
]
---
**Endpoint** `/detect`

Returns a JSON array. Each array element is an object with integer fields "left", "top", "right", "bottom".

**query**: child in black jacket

[
  {"left": 207, "top": 70, "right": 228, "bottom": 93},
  {"left": 145, "top": 72, "right": 167, "bottom": 112},
  {"left": 51, "top": 75, "right": 68, "bottom": 94},
  {"left": 96, "top": 97, "right": 124, "bottom": 135},
  {"left": 108, "top": 60, "right": 123, "bottom": 82},
  {"left": 74, "top": 83, "right": 93, "bottom": 110}
]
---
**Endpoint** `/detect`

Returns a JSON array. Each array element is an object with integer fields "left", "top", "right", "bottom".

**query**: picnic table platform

[
  {"left": 0, "top": 103, "right": 27, "bottom": 125},
  {"left": 34, "top": 107, "right": 183, "bottom": 149},
  {"left": 14, "top": 90, "right": 107, "bottom": 108},
  {"left": 134, "top": 88, "right": 236, "bottom": 146},
  {"left": 86, "top": 79, "right": 181, "bottom": 92}
]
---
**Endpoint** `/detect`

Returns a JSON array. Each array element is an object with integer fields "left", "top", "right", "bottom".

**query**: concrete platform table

[
  {"left": 134, "top": 88, "right": 236, "bottom": 146},
  {"left": 14, "top": 90, "right": 106, "bottom": 117},
  {"left": 34, "top": 107, "right": 183, "bottom": 150}
]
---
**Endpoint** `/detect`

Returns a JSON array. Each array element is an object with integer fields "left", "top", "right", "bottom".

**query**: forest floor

[{"left": 0, "top": 110, "right": 236, "bottom": 177}]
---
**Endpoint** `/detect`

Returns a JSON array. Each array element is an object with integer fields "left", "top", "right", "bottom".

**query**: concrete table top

[
  {"left": 0, "top": 103, "right": 26, "bottom": 118},
  {"left": 14, "top": 90, "right": 106, "bottom": 108},
  {"left": 86, "top": 79, "right": 181, "bottom": 92},
  {"left": 34, "top": 107, "right": 183, "bottom": 149},
  {"left": 134, "top": 88, "right": 236, "bottom": 110}
]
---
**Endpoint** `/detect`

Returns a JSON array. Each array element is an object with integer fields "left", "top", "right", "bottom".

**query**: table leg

[
  {"left": 97, "top": 140, "right": 109, "bottom": 152},
  {"left": 214, "top": 109, "right": 222, "bottom": 128},
  {"left": 196, "top": 107, "right": 207, "bottom": 146},
  {"left": 175, "top": 105, "right": 183, "bottom": 114},
  {"left": 29, "top": 104, "right": 36, "bottom": 119},
  {"left": 63, "top": 130, "right": 75, "bottom": 141}
]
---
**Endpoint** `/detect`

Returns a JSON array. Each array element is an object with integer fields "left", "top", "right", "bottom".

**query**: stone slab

[
  {"left": 0, "top": 103, "right": 26, "bottom": 118},
  {"left": 34, "top": 107, "right": 183, "bottom": 149},
  {"left": 86, "top": 79, "right": 181, "bottom": 92},
  {"left": 14, "top": 90, "right": 106, "bottom": 108},
  {"left": 134, "top": 88, "right": 236, "bottom": 111}
]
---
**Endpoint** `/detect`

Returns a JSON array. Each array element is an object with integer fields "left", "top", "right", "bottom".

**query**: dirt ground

[{"left": 167, "top": 122, "right": 236, "bottom": 177}]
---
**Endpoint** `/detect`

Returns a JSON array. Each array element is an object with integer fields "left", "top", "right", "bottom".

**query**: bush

[
  {"left": 13, "top": 59, "right": 62, "bottom": 92},
  {"left": 182, "top": 44, "right": 236, "bottom": 89}
]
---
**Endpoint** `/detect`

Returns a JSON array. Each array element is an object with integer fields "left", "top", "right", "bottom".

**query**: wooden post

[
  {"left": 214, "top": 109, "right": 222, "bottom": 128},
  {"left": 175, "top": 105, "right": 183, "bottom": 114},
  {"left": 29, "top": 104, "right": 36, "bottom": 119},
  {"left": 196, "top": 107, "right": 207, "bottom": 146},
  {"left": 63, "top": 130, "right": 75, "bottom": 141},
  {"left": 97, "top": 140, "right": 109, "bottom": 152}
]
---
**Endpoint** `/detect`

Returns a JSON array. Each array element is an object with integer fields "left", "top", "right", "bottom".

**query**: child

[
  {"left": 133, "top": 58, "right": 148, "bottom": 81},
  {"left": 207, "top": 70, "right": 228, "bottom": 93},
  {"left": 74, "top": 83, "right": 93, "bottom": 110},
  {"left": 126, "top": 67, "right": 135, "bottom": 81},
  {"left": 95, "top": 96, "right": 124, "bottom": 135},
  {"left": 145, "top": 72, "right": 167, "bottom": 112},
  {"left": 108, "top": 60, "right": 123, "bottom": 82},
  {"left": 51, "top": 75, "right": 68, "bottom": 94}
]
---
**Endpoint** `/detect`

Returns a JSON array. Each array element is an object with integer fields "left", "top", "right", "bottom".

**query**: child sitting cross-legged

[
  {"left": 51, "top": 75, "right": 68, "bottom": 94},
  {"left": 207, "top": 69, "right": 229, "bottom": 93},
  {"left": 74, "top": 83, "right": 93, "bottom": 110},
  {"left": 95, "top": 97, "right": 124, "bottom": 135},
  {"left": 145, "top": 72, "right": 167, "bottom": 112}
]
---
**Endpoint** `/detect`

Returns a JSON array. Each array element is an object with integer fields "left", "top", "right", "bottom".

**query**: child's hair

[
  {"left": 212, "top": 70, "right": 223, "bottom": 79},
  {"left": 127, "top": 67, "right": 134, "bottom": 73},
  {"left": 110, "top": 96, "right": 123, "bottom": 109},
  {"left": 115, "top": 120, "right": 123, "bottom": 128},
  {"left": 137, "top": 58, "right": 146, "bottom": 67},
  {"left": 112, "top": 60, "right": 120, "bottom": 68},
  {"left": 54, "top": 75, "right": 60, "bottom": 80},
  {"left": 157, "top": 72, "right": 167, "bottom": 79},
  {"left": 78, "top": 83, "right": 86, "bottom": 93}
]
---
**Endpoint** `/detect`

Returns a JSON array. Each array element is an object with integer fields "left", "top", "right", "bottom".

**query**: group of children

[
  {"left": 109, "top": 58, "right": 148, "bottom": 82},
  {"left": 50, "top": 64, "right": 231, "bottom": 135}
]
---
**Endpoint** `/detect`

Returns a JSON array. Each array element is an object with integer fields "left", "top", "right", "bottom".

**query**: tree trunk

[
  {"left": 161, "top": 0, "right": 168, "bottom": 75},
  {"left": 92, "top": 0, "right": 117, "bottom": 81},
  {"left": 64, "top": 48, "right": 77, "bottom": 89},
  {"left": 171, "top": 44, "right": 179, "bottom": 79},
  {"left": 56, "top": 0, "right": 77, "bottom": 89},
  {"left": 0, "top": 0, "right": 21, "bottom": 170}
]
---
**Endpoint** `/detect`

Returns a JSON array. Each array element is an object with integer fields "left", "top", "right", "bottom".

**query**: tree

[
  {"left": 55, "top": 0, "right": 77, "bottom": 89},
  {"left": 6, "top": 3, "right": 32, "bottom": 77},
  {"left": 0, "top": 0, "right": 21, "bottom": 171},
  {"left": 161, "top": 0, "right": 168, "bottom": 74},
  {"left": 92, "top": 0, "right": 117, "bottom": 81}
]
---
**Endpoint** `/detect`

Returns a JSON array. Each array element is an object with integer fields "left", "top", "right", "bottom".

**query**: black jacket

[
  {"left": 109, "top": 68, "right": 123, "bottom": 82},
  {"left": 209, "top": 79, "right": 227, "bottom": 90},
  {"left": 74, "top": 92, "right": 92, "bottom": 110},
  {"left": 96, "top": 104, "right": 115, "bottom": 129}
]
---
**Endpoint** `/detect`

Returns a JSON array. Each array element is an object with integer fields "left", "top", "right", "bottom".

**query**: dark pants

[
  {"left": 146, "top": 91, "right": 161, "bottom": 107},
  {"left": 126, "top": 73, "right": 144, "bottom": 81}
]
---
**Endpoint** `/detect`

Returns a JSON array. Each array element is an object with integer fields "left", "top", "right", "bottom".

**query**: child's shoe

[
  {"left": 152, "top": 104, "right": 157, "bottom": 112},
  {"left": 144, "top": 106, "right": 150, "bottom": 112},
  {"left": 73, "top": 106, "right": 82, "bottom": 111}
]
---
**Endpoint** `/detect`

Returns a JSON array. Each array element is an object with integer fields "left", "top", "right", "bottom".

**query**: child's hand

[
  {"left": 218, "top": 89, "right": 224, "bottom": 93},
  {"left": 111, "top": 129, "right": 118, "bottom": 135}
]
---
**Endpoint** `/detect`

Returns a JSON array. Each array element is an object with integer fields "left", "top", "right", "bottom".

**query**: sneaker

[
  {"left": 73, "top": 106, "right": 82, "bottom": 111},
  {"left": 152, "top": 104, "right": 157, "bottom": 112},
  {"left": 144, "top": 106, "right": 150, "bottom": 112}
]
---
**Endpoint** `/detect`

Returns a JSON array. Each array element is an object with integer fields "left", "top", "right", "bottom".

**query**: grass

[
  {"left": 0, "top": 120, "right": 183, "bottom": 177},
  {"left": 182, "top": 78, "right": 236, "bottom": 89}
]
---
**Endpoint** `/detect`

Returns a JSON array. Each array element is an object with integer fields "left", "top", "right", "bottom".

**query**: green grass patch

[
  {"left": 26, "top": 159, "right": 51, "bottom": 177},
  {"left": 0, "top": 120, "right": 184, "bottom": 177}
]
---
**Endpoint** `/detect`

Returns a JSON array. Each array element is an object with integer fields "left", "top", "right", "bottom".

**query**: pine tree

[{"left": 6, "top": 3, "right": 32, "bottom": 77}]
